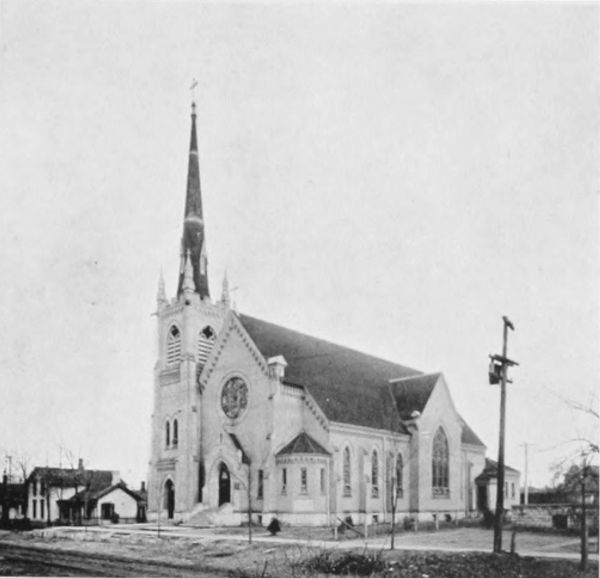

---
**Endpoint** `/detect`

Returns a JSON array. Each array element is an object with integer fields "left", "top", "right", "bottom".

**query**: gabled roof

[
  {"left": 70, "top": 481, "right": 142, "bottom": 504},
  {"left": 29, "top": 467, "right": 114, "bottom": 491},
  {"left": 475, "top": 458, "right": 520, "bottom": 482},
  {"left": 390, "top": 373, "right": 440, "bottom": 420},
  {"left": 238, "top": 314, "right": 420, "bottom": 431},
  {"left": 276, "top": 432, "right": 330, "bottom": 456},
  {"left": 460, "top": 416, "right": 486, "bottom": 447}
]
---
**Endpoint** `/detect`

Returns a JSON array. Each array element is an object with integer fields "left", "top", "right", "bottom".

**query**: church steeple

[{"left": 177, "top": 102, "right": 210, "bottom": 299}]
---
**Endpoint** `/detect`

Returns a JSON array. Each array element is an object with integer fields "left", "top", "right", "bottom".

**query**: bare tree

[{"left": 549, "top": 390, "right": 599, "bottom": 571}]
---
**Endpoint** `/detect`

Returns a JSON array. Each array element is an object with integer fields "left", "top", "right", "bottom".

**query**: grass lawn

[{"left": 1, "top": 528, "right": 597, "bottom": 577}]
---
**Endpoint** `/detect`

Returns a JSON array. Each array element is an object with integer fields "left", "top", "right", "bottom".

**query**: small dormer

[{"left": 267, "top": 355, "right": 287, "bottom": 381}]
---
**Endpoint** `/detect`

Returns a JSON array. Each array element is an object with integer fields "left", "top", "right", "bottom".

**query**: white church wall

[
  {"left": 148, "top": 298, "right": 228, "bottom": 517},
  {"left": 415, "top": 376, "right": 466, "bottom": 520},
  {"left": 273, "top": 456, "right": 330, "bottom": 525},
  {"left": 200, "top": 318, "right": 273, "bottom": 514},
  {"left": 329, "top": 423, "right": 409, "bottom": 525}
]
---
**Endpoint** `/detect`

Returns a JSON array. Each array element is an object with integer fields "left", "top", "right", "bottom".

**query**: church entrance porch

[
  {"left": 164, "top": 479, "right": 175, "bottom": 519},
  {"left": 218, "top": 463, "right": 231, "bottom": 506}
]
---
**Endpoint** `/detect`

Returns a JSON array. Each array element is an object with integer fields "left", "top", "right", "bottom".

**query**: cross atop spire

[
  {"left": 190, "top": 78, "right": 198, "bottom": 103},
  {"left": 177, "top": 101, "right": 210, "bottom": 300}
]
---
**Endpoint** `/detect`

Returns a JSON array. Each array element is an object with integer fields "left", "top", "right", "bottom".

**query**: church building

[{"left": 147, "top": 102, "right": 491, "bottom": 527}]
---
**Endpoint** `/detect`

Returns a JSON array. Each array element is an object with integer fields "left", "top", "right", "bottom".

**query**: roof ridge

[
  {"left": 238, "top": 313, "right": 421, "bottom": 372},
  {"left": 390, "top": 372, "right": 440, "bottom": 384}
]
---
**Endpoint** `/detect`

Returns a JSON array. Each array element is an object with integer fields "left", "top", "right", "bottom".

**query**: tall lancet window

[
  {"left": 432, "top": 427, "right": 450, "bottom": 497},
  {"left": 172, "top": 419, "right": 178, "bottom": 448},
  {"left": 371, "top": 450, "right": 379, "bottom": 497},
  {"left": 165, "top": 421, "right": 170, "bottom": 448},
  {"left": 343, "top": 447, "right": 351, "bottom": 496},
  {"left": 396, "top": 453, "right": 404, "bottom": 498},
  {"left": 166, "top": 325, "right": 181, "bottom": 366}
]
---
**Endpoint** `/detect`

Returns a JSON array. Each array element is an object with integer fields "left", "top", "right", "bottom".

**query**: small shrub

[{"left": 300, "top": 549, "right": 386, "bottom": 576}]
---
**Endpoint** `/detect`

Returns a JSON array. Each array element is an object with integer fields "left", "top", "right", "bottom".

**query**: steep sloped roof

[
  {"left": 238, "top": 314, "right": 420, "bottom": 430},
  {"left": 390, "top": 373, "right": 440, "bottom": 420},
  {"left": 475, "top": 458, "right": 520, "bottom": 482},
  {"left": 71, "top": 481, "right": 142, "bottom": 503},
  {"left": 29, "top": 467, "right": 114, "bottom": 490},
  {"left": 460, "top": 416, "right": 486, "bottom": 447},
  {"left": 276, "top": 432, "right": 330, "bottom": 456}
]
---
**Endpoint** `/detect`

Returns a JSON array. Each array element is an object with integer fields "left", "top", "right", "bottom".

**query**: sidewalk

[{"left": 40, "top": 524, "right": 598, "bottom": 562}]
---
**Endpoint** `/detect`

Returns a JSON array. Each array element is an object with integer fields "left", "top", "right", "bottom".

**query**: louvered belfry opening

[
  {"left": 167, "top": 325, "right": 182, "bottom": 365},
  {"left": 197, "top": 326, "right": 216, "bottom": 366}
]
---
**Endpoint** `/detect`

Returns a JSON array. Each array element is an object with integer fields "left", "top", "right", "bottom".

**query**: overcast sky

[{"left": 1, "top": 1, "right": 598, "bottom": 487}]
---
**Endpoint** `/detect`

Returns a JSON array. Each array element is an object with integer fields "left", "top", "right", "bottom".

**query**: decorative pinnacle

[
  {"left": 221, "top": 270, "right": 230, "bottom": 308},
  {"left": 182, "top": 250, "right": 195, "bottom": 293},
  {"left": 157, "top": 268, "right": 167, "bottom": 304}
]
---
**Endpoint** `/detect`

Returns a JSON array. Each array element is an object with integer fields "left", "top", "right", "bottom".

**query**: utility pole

[
  {"left": 580, "top": 461, "right": 588, "bottom": 571},
  {"left": 247, "top": 464, "right": 252, "bottom": 544},
  {"left": 488, "top": 316, "right": 518, "bottom": 553},
  {"left": 520, "top": 443, "right": 531, "bottom": 505}
]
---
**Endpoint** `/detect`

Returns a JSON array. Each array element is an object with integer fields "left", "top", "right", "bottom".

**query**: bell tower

[{"left": 147, "top": 101, "right": 229, "bottom": 521}]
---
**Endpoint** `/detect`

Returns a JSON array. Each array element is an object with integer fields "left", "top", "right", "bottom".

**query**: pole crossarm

[{"left": 488, "top": 354, "right": 519, "bottom": 367}]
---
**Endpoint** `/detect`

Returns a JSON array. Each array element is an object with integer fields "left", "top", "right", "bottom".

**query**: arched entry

[
  {"left": 164, "top": 479, "right": 175, "bottom": 519},
  {"left": 218, "top": 462, "right": 231, "bottom": 506}
]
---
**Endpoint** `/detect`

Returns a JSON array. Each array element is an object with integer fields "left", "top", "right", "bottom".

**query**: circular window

[{"left": 221, "top": 377, "right": 249, "bottom": 419}]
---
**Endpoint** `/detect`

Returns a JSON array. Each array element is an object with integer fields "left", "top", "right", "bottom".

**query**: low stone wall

[{"left": 512, "top": 504, "right": 598, "bottom": 531}]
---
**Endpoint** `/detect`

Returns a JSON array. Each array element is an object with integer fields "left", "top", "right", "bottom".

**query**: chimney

[
  {"left": 78, "top": 458, "right": 84, "bottom": 472},
  {"left": 141, "top": 481, "right": 146, "bottom": 492}
]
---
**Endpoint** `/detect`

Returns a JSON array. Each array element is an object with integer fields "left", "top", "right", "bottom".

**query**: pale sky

[{"left": 0, "top": 1, "right": 598, "bottom": 488}]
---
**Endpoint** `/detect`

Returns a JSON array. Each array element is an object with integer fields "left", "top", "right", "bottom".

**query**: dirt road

[{"left": 0, "top": 542, "right": 228, "bottom": 577}]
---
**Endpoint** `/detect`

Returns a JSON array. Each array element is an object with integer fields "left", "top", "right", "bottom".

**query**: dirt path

[{"left": 0, "top": 542, "right": 228, "bottom": 577}]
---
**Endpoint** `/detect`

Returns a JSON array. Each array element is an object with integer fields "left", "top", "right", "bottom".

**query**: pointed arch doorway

[
  {"left": 164, "top": 479, "right": 175, "bottom": 519},
  {"left": 218, "top": 462, "right": 231, "bottom": 506}
]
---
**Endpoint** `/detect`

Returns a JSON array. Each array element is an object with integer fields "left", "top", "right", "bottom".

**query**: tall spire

[{"left": 177, "top": 101, "right": 210, "bottom": 299}]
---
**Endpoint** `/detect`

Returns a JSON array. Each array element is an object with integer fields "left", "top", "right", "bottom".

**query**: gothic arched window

[
  {"left": 432, "top": 427, "right": 449, "bottom": 496},
  {"left": 396, "top": 453, "right": 404, "bottom": 497},
  {"left": 165, "top": 421, "right": 170, "bottom": 448},
  {"left": 172, "top": 419, "right": 178, "bottom": 447},
  {"left": 343, "top": 447, "right": 351, "bottom": 496},
  {"left": 198, "top": 326, "right": 216, "bottom": 365},
  {"left": 166, "top": 325, "right": 181, "bottom": 366},
  {"left": 371, "top": 450, "right": 379, "bottom": 497}
]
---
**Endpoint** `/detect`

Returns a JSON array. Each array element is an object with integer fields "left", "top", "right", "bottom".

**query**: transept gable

[
  {"left": 419, "top": 374, "right": 459, "bottom": 424},
  {"left": 198, "top": 310, "right": 269, "bottom": 391},
  {"left": 390, "top": 372, "right": 440, "bottom": 421}
]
